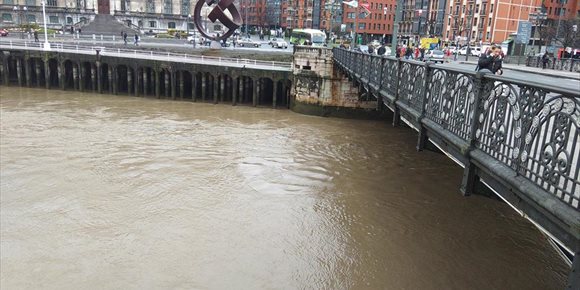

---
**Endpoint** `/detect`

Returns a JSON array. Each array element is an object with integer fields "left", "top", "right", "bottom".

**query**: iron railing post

[
  {"left": 392, "top": 58, "right": 402, "bottom": 127},
  {"left": 377, "top": 56, "right": 386, "bottom": 111},
  {"left": 460, "top": 71, "right": 487, "bottom": 196},
  {"left": 416, "top": 62, "right": 432, "bottom": 151}
]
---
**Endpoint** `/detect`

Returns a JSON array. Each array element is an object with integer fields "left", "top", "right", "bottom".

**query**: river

[{"left": 0, "top": 87, "right": 568, "bottom": 289}]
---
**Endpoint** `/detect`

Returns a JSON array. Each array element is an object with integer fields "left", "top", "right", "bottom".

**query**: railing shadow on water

[{"left": 333, "top": 47, "right": 579, "bottom": 257}]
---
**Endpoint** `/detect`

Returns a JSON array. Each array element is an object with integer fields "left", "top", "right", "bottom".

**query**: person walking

[
  {"left": 34, "top": 30, "right": 39, "bottom": 42},
  {"left": 405, "top": 46, "right": 413, "bottom": 59},
  {"left": 123, "top": 32, "right": 128, "bottom": 45},
  {"left": 542, "top": 53, "right": 550, "bottom": 69},
  {"left": 134, "top": 34, "right": 139, "bottom": 46}
]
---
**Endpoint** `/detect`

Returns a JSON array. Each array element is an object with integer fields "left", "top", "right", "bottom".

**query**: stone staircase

[{"left": 81, "top": 14, "right": 139, "bottom": 36}]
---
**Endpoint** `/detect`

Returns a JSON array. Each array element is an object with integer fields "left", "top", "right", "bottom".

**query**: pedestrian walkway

[{"left": 461, "top": 61, "right": 580, "bottom": 80}]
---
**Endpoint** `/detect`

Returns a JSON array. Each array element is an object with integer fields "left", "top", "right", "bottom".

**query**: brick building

[
  {"left": 442, "top": 0, "right": 543, "bottom": 45},
  {"left": 342, "top": 0, "right": 397, "bottom": 43}
]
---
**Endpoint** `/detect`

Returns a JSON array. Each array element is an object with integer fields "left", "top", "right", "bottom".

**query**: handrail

[
  {"left": 0, "top": 40, "right": 292, "bottom": 70},
  {"left": 332, "top": 47, "right": 580, "bottom": 212}
]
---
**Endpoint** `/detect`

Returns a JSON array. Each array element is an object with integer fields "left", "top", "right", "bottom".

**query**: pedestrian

[
  {"left": 34, "top": 30, "right": 39, "bottom": 42},
  {"left": 396, "top": 45, "right": 401, "bottom": 58},
  {"left": 476, "top": 45, "right": 503, "bottom": 75},
  {"left": 134, "top": 34, "right": 139, "bottom": 46},
  {"left": 377, "top": 45, "right": 386, "bottom": 56},
  {"left": 542, "top": 53, "right": 550, "bottom": 69},
  {"left": 405, "top": 46, "right": 413, "bottom": 59},
  {"left": 123, "top": 32, "right": 128, "bottom": 45},
  {"left": 420, "top": 48, "right": 425, "bottom": 61}
]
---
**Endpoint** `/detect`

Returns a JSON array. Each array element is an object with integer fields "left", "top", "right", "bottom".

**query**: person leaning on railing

[{"left": 476, "top": 45, "right": 503, "bottom": 75}]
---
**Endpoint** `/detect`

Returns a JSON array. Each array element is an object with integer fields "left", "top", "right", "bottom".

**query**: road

[{"left": 437, "top": 62, "right": 580, "bottom": 91}]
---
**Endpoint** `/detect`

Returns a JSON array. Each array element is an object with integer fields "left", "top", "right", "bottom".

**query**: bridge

[
  {"left": 1, "top": 42, "right": 578, "bottom": 285},
  {"left": 0, "top": 40, "right": 292, "bottom": 108},
  {"left": 332, "top": 48, "right": 579, "bottom": 286}
]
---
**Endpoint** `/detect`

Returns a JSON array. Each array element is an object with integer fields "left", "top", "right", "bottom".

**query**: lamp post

[
  {"left": 529, "top": 8, "right": 547, "bottom": 54},
  {"left": 465, "top": 6, "right": 474, "bottom": 61},
  {"left": 390, "top": 0, "right": 403, "bottom": 56},
  {"left": 41, "top": 1, "right": 51, "bottom": 50},
  {"left": 13, "top": 6, "right": 28, "bottom": 39}
]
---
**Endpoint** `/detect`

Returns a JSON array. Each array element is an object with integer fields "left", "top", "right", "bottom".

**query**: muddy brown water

[{"left": 0, "top": 87, "right": 568, "bottom": 289}]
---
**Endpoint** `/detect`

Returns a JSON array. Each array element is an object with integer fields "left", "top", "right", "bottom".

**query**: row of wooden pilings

[{"left": 0, "top": 52, "right": 293, "bottom": 108}]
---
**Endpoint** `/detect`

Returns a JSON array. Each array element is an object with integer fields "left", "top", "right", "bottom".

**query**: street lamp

[
  {"left": 465, "top": 6, "right": 474, "bottom": 61},
  {"left": 41, "top": 1, "right": 51, "bottom": 50},
  {"left": 13, "top": 5, "right": 28, "bottom": 39},
  {"left": 529, "top": 8, "right": 547, "bottom": 54}
]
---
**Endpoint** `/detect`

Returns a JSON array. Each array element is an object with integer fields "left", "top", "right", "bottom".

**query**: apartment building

[
  {"left": 342, "top": 0, "right": 397, "bottom": 43},
  {"left": 442, "top": 0, "right": 542, "bottom": 45}
]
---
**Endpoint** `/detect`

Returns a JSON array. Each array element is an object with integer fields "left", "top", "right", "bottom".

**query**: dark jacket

[
  {"left": 477, "top": 53, "right": 502, "bottom": 73},
  {"left": 377, "top": 46, "right": 386, "bottom": 55}
]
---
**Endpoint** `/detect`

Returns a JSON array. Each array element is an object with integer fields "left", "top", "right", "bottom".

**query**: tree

[
  {"left": 538, "top": 22, "right": 556, "bottom": 50},
  {"left": 560, "top": 17, "right": 580, "bottom": 48}
]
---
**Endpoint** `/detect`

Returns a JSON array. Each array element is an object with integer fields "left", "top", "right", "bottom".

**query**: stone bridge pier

[{"left": 291, "top": 46, "right": 383, "bottom": 118}]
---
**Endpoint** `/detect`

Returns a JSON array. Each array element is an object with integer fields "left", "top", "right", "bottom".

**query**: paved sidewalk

[{"left": 460, "top": 61, "right": 580, "bottom": 81}]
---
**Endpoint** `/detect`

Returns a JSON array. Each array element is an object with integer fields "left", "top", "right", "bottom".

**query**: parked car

[
  {"left": 271, "top": 38, "right": 288, "bottom": 49},
  {"left": 236, "top": 38, "right": 260, "bottom": 48},
  {"left": 447, "top": 46, "right": 457, "bottom": 53},
  {"left": 457, "top": 47, "right": 468, "bottom": 55},
  {"left": 470, "top": 47, "right": 482, "bottom": 57},
  {"left": 0, "top": 29, "right": 8, "bottom": 37},
  {"left": 426, "top": 50, "right": 445, "bottom": 63},
  {"left": 187, "top": 36, "right": 202, "bottom": 45}
]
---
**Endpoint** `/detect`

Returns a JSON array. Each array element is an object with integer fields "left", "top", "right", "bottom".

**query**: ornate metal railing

[{"left": 332, "top": 48, "right": 580, "bottom": 212}]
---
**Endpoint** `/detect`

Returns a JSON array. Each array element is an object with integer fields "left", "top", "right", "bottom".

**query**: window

[
  {"left": 66, "top": 17, "right": 73, "bottom": 24},
  {"left": 181, "top": 0, "right": 190, "bottom": 16},
  {"left": 168, "top": 22, "right": 176, "bottom": 28},
  {"left": 25, "top": 0, "right": 35, "bottom": 5},
  {"left": 149, "top": 20, "right": 156, "bottom": 27},
  {"left": 3, "top": 0, "right": 13, "bottom": 4},
  {"left": 76, "top": 0, "right": 85, "bottom": 9},
  {"left": 358, "top": 23, "right": 365, "bottom": 29},
  {"left": 481, "top": 3, "right": 486, "bottom": 14},
  {"left": 121, "top": 0, "right": 130, "bottom": 11},
  {"left": 486, "top": 31, "right": 490, "bottom": 39},
  {"left": 490, "top": 4, "right": 493, "bottom": 13},
  {"left": 49, "top": 15, "right": 58, "bottom": 23},
  {"left": 2, "top": 13, "right": 12, "bottom": 22},
  {"left": 26, "top": 14, "right": 35, "bottom": 22},
  {"left": 146, "top": 0, "right": 155, "bottom": 13},
  {"left": 163, "top": 0, "right": 172, "bottom": 14}
]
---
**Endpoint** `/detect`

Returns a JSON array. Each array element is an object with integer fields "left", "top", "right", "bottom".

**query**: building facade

[
  {"left": 0, "top": 0, "right": 272, "bottom": 33},
  {"left": 442, "top": 0, "right": 543, "bottom": 45},
  {"left": 342, "top": 0, "right": 397, "bottom": 43}
]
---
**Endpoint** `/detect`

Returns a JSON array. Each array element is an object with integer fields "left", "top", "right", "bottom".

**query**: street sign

[{"left": 516, "top": 21, "right": 532, "bottom": 44}]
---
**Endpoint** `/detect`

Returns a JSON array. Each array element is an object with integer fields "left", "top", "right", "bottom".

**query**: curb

[{"left": 460, "top": 61, "right": 580, "bottom": 81}]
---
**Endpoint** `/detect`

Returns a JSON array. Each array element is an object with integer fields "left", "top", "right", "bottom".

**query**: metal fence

[
  {"left": 0, "top": 40, "right": 293, "bottom": 71},
  {"left": 333, "top": 47, "right": 580, "bottom": 211},
  {"left": 525, "top": 56, "right": 580, "bottom": 72}
]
